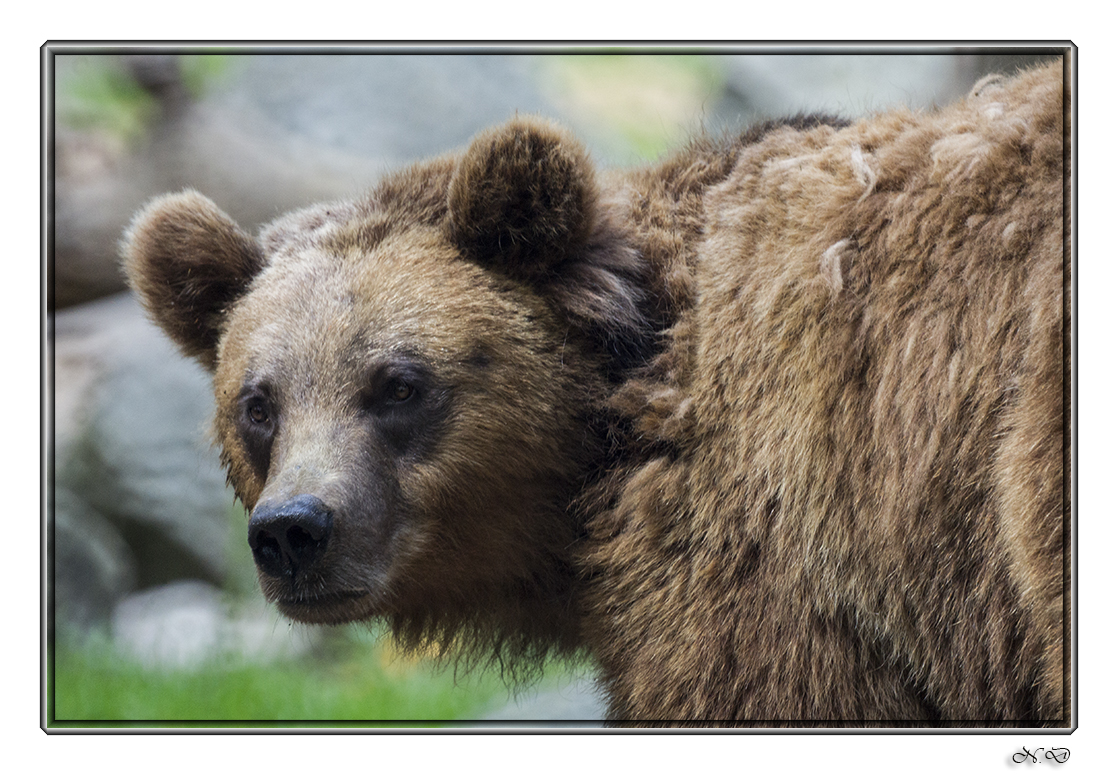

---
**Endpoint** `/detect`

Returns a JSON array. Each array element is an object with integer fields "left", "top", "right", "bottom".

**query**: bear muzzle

[{"left": 248, "top": 494, "right": 334, "bottom": 581}]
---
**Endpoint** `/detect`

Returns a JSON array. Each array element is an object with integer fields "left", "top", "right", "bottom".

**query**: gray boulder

[
  {"left": 209, "top": 54, "right": 560, "bottom": 164},
  {"left": 715, "top": 52, "right": 1062, "bottom": 123},
  {"left": 53, "top": 293, "right": 236, "bottom": 633},
  {"left": 52, "top": 485, "right": 136, "bottom": 631},
  {"left": 111, "top": 580, "right": 320, "bottom": 667}
]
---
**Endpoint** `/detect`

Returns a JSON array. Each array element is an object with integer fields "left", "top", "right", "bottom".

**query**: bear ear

[
  {"left": 447, "top": 117, "right": 598, "bottom": 282},
  {"left": 122, "top": 190, "right": 264, "bottom": 371}
]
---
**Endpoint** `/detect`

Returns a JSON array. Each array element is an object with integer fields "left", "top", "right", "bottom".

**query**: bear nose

[{"left": 248, "top": 494, "right": 333, "bottom": 580}]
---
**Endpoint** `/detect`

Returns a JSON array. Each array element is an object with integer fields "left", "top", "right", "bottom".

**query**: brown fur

[{"left": 123, "top": 61, "right": 1068, "bottom": 724}]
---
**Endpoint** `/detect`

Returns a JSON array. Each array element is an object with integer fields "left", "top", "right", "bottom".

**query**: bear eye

[
  {"left": 247, "top": 400, "right": 270, "bottom": 424},
  {"left": 389, "top": 380, "right": 414, "bottom": 403}
]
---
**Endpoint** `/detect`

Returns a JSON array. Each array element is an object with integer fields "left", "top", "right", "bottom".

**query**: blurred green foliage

[
  {"left": 54, "top": 54, "right": 232, "bottom": 142},
  {"left": 541, "top": 54, "right": 727, "bottom": 160},
  {"left": 179, "top": 54, "right": 234, "bottom": 97},
  {"left": 55, "top": 57, "right": 154, "bottom": 141}
]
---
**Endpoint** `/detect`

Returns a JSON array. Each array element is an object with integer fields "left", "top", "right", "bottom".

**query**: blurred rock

[
  {"left": 714, "top": 53, "right": 1063, "bottom": 124},
  {"left": 210, "top": 54, "right": 559, "bottom": 163},
  {"left": 51, "top": 126, "right": 149, "bottom": 307},
  {"left": 958, "top": 52, "right": 1066, "bottom": 83},
  {"left": 111, "top": 580, "right": 225, "bottom": 667},
  {"left": 52, "top": 486, "right": 137, "bottom": 631},
  {"left": 111, "top": 580, "right": 320, "bottom": 667},
  {"left": 54, "top": 292, "right": 235, "bottom": 632},
  {"left": 716, "top": 54, "right": 974, "bottom": 122}
]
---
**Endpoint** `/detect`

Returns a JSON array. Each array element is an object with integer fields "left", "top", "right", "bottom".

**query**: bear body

[{"left": 124, "top": 61, "right": 1068, "bottom": 725}]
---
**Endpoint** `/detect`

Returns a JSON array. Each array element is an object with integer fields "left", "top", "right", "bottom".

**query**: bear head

[{"left": 122, "top": 118, "right": 650, "bottom": 661}]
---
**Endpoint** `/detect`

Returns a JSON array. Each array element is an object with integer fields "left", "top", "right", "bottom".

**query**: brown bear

[{"left": 122, "top": 60, "right": 1068, "bottom": 726}]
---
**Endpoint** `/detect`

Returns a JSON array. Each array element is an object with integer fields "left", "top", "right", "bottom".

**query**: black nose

[{"left": 248, "top": 495, "right": 333, "bottom": 580}]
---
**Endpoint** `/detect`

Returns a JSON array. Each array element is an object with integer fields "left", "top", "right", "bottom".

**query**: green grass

[{"left": 48, "top": 632, "right": 516, "bottom": 727}]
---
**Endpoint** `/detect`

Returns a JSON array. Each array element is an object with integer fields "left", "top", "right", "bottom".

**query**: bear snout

[{"left": 248, "top": 494, "right": 334, "bottom": 580}]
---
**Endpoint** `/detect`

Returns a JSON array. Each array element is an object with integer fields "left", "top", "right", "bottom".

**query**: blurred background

[{"left": 48, "top": 48, "right": 1061, "bottom": 726}]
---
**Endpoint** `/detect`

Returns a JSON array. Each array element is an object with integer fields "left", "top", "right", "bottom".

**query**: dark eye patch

[
  {"left": 359, "top": 356, "right": 449, "bottom": 459},
  {"left": 360, "top": 357, "right": 431, "bottom": 412},
  {"left": 236, "top": 384, "right": 277, "bottom": 477}
]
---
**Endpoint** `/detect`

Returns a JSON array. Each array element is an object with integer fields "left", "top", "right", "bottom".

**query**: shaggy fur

[{"left": 123, "top": 60, "right": 1068, "bottom": 725}]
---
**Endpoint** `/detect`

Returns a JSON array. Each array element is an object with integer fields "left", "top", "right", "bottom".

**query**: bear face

[
  {"left": 123, "top": 119, "right": 646, "bottom": 657},
  {"left": 214, "top": 227, "right": 592, "bottom": 626}
]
